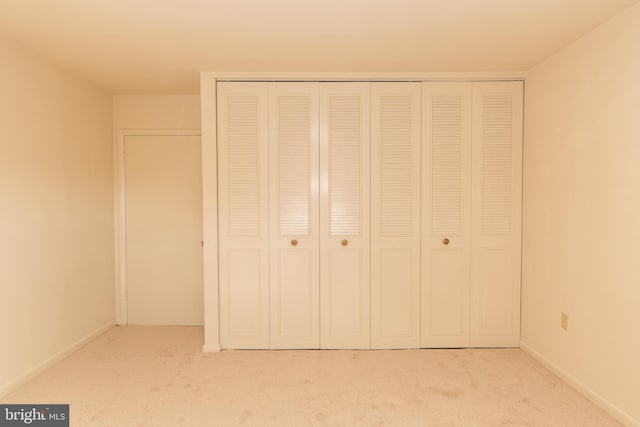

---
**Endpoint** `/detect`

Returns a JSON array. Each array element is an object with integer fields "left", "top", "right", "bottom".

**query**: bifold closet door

[
  {"left": 269, "top": 83, "right": 320, "bottom": 349},
  {"left": 217, "top": 82, "right": 270, "bottom": 349},
  {"left": 470, "top": 81, "right": 523, "bottom": 347},
  {"left": 371, "top": 83, "right": 421, "bottom": 349},
  {"left": 319, "top": 83, "right": 371, "bottom": 349},
  {"left": 421, "top": 83, "right": 472, "bottom": 348}
]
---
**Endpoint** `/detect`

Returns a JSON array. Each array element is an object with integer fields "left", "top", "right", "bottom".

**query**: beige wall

[
  {"left": 113, "top": 95, "right": 200, "bottom": 130},
  {"left": 522, "top": 3, "right": 640, "bottom": 425},
  {"left": 0, "top": 37, "right": 115, "bottom": 396}
]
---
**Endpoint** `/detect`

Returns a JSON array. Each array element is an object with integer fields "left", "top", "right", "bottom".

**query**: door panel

[
  {"left": 269, "top": 83, "right": 320, "bottom": 349},
  {"left": 275, "top": 248, "right": 315, "bottom": 337},
  {"left": 378, "top": 249, "right": 414, "bottom": 336},
  {"left": 470, "top": 81, "right": 523, "bottom": 347},
  {"left": 370, "top": 83, "right": 421, "bottom": 349},
  {"left": 428, "top": 249, "right": 466, "bottom": 335},
  {"left": 226, "top": 249, "right": 264, "bottom": 337},
  {"left": 125, "top": 134, "right": 203, "bottom": 326},
  {"left": 320, "top": 83, "right": 371, "bottom": 349},
  {"left": 421, "top": 83, "right": 472, "bottom": 348},
  {"left": 325, "top": 249, "right": 365, "bottom": 338},
  {"left": 476, "top": 248, "right": 514, "bottom": 336},
  {"left": 217, "top": 82, "right": 270, "bottom": 349}
]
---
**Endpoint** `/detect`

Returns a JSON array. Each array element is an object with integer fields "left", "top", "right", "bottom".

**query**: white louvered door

[
  {"left": 370, "top": 83, "right": 421, "bottom": 349},
  {"left": 421, "top": 83, "right": 472, "bottom": 348},
  {"left": 320, "top": 83, "right": 371, "bottom": 349},
  {"left": 269, "top": 83, "right": 320, "bottom": 349},
  {"left": 470, "top": 82, "right": 523, "bottom": 347},
  {"left": 217, "top": 83, "right": 270, "bottom": 348}
]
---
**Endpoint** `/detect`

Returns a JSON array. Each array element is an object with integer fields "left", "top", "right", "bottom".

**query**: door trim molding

[
  {"left": 114, "top": 129, "right": 201, "bottom": 326},
  {"left": 204, "top": 71, "right": 527, "bottom": 82}
]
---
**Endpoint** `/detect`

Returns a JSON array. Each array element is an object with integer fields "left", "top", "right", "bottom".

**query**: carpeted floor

[{"left": 1, "top": 326, "right": 621, "bottom": 426}]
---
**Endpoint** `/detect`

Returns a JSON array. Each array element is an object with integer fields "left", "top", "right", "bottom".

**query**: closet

[{"left": 216, "top": 80, "right": 522, "bottom": 350}]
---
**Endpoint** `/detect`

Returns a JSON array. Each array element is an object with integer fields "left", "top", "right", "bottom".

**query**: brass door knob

[
  {"left": 443, "top": 238, "right": 450, "bottom": 245},
  {"left": 291, "top": 239, "right": 298, "bottom": 247},
  {"left": 341, "top": 239, "right": 348, "bottom": 246}
]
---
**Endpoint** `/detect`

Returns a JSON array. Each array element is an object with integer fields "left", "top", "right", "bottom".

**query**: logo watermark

[{"left": 0, "top": 405, "right": 68, "bottom": 427}]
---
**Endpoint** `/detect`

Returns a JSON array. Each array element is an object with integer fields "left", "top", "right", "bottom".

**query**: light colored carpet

[{"left": 1, "top": 326, "right": 620, "bottom": 426}]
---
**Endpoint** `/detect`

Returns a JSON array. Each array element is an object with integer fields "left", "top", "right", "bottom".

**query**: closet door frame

[{"left": 199, "top": 72, "right": 526, "bottom": 352}]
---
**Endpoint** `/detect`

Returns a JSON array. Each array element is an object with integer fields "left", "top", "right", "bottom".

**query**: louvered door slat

[
  {"left": 379, "top": 95, "right": 414, "bottom": 237},
  {"left": 431, "top": 94, "right": 464, "bottom": 234},
  {"left": 481, "top": 94, "right": 514, "bottom": 236},
  {"left": 226, "top": 97, "right": 261, "bottom": 236},
  {"left": 217, "top": 82, "right": 270, "bottom": 349},
  {"left": 278, "top": 96, "right": 311, "bottom": 235},
  {"left": 470, "top": 82, "right": 523, "bottom": 347},
  {"left": 329, "top": 95, "right": 363, "bottom": 235}
]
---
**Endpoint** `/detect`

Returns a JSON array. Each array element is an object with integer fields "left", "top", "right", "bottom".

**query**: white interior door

[
  {"left": 217, "top": 83, "right": 270, "bottom": 349},
  {"left": 370, "top": 83, "right": 421, "bottom": 349},
  {"left": 421, "top": 82, "right": 472, "bottom": 348},
  {"left": 320, "top": 83, "right": 371, "bottom": 349},
  {"left": 124, "top": 134, "right": 203, "bottom": 325},
  {"left": 470, "top": 81, "right": 523, "bottom": 347},
  {"left": 269, "top": 82, "right": 320, "bottom": 349}
]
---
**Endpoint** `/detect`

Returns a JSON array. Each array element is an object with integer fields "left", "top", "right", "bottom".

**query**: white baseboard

[
  {"left": 202, "top": 343, "right": 221, "bottom": 353},
  {"left": 0, "top": 321, "right": 116, "bottom": 398},
  {"left": 520, "top": 341, "right": 639, "bottom": 427}
]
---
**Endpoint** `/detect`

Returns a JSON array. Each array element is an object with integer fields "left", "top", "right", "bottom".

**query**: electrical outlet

[{"left": 561, "top": 312, "right": 569, "bottom": 331}]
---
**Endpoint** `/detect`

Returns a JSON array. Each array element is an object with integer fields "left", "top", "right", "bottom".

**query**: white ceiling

[{"left": 0, "top": 0, "right": 637, "bottom": 93}]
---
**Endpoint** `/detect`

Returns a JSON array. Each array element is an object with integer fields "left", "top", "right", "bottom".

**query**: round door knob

[
  {"left": 443, "top": 238, "right": 450, "bottom": 245},
  {"left": 341, "top": 239, "right": 348, "bottom": 246},
  {"left": 291, "top": 239, "right": 298, "bottom": 247}
]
